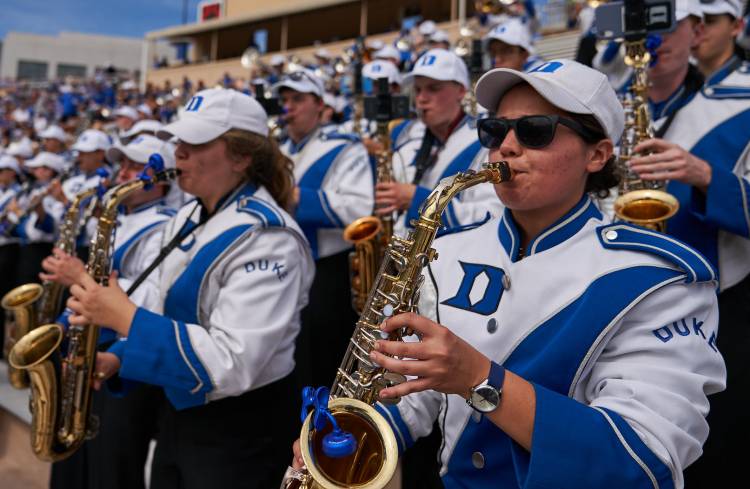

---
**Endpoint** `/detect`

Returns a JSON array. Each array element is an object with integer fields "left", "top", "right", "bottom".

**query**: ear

[
  {"left": 732, "top": 17, "right": 745, "bottom": 38},
  {"left": 231, "top": 154, "right": 252, "bottom": 174},
  {"left": 585, "top": 139, "right": 614, "bottom": 174}
]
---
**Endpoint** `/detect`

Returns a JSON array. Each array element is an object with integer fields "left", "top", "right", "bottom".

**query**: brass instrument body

[
  {"left": 614, "top": 40, "right": 679, "bottom": 232},
  {"left": 2, "top": 283, "right": 43, "bottom": 388},
  {"left": 291, "top": 162, "right": 512, "bottom": 489},
  {"left": 37, "top": 186, "right": 101, "bottom": 326},
  {"left": 344, "top": 119, "right": 398, "bottom": 313},
  {"left": 9, "top": 168, "right": 179, "bottom": 461}
]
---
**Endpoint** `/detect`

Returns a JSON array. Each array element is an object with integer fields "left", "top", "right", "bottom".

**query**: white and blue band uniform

[
  {"left": 0, "top": 157, "right": 21, "bottom": 359},
  {"left": 652, "top": 34, "right": 750, "bottom": 488},
  {"left": 389, "top": 113, "right": 503, "bottom": 236},
  {"left": 279, "top": 111, "right": 374, "bottom": 389},
  {"left": 375, "top": 195, "right": 726, "bottom": 489},
  {"left": 105, "top": 182, "right": 314, "bottom": 487},
  {"left": 50, "top": 166, "right": 177, "bottom": 489}
]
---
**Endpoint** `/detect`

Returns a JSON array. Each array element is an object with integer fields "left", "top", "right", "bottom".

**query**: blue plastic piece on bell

[
  {"left": 300, "top": 386, "right": 316, "bottom": 423},
  {"left": 139, "top": 153, "right": 165, "bottom": 188},
  {"left": 322, "top": 429, "right": 357, "bottom": 458}
]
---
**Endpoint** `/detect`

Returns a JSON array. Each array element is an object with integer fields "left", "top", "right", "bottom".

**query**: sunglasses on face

[{"left": 477, "top": 115, "right": 599, "bottom": 150}]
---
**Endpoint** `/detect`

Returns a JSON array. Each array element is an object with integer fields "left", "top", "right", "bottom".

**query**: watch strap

[{"left": 487, "top": 360, "right": 505, "bottom": 392}]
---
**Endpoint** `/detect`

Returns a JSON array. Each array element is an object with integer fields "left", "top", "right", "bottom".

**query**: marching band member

[
  {"left": 691, "top": 0, "right": 745, "bottom": 77},
  {"left": 379, "top": 49, "right": 503, "bottom": 236},
  {"left": 274, "top": 69, "right": 373, "bottom": 388},
  {"left": 38, "top": 125, "right": 74, "bottom": 169},
  {"left": 329, "top": 59, "right": 725, "bottom": 489},
  {"left": 484, "top": 18, "right": 545, "bottom": 71},
  {"left": 0, "top": 155, "right": 22, "bottom": 353},
  {"left": 66, "top": 87, "right": 314, "bottom": 488},
  {"left": 621, "top": 0, "right": 750, "bottom": 483},
  {"left": 8, "top": 152, "right": 67, "bottom": 285},
  {"left": 42, "top": 135, "right": 177, "bottom": 489}
]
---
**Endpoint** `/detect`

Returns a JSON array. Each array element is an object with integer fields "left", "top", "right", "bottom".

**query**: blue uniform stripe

[
  {"left": 164, "top": 224, "right": 253, "bottom": 324},
  {"left": 111, "top": 220, "right": 165, "bottom": 272},
  {"left": 444, "top": 266, "right": 685, "bottom": 487},
  {"left": 375, "top": 402, "right": 415, "bottom": 453},
  {"left": 239, "top": 196, "right": 285, "bottom": 228}
]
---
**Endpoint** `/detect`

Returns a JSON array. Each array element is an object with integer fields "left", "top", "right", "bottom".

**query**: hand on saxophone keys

[
  {"left": 66, "top": 270, "right": 137, "bottom": 336},
  {"left": 91, "top": 352, "right": 120, "bottom": 390},
  {"left": 368, "top": 312, "right": 492, "bottom": 401},
  {"left": 374, "top": 181, "right": 416, "bottom": 214},
  {"left": 629, "top": 138, "right": 713, "bottom": 192}
]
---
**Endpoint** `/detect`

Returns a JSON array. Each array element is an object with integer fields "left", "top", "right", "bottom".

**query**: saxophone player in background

[
  {"left": 0, "top": 155, "right": 23, "bottom": 360},
  {"left": 294, "top": 59, "right": 726, "bottom": 489},
  {"left": 614, "top": 0, "right": 750, "bottom": 485},
  {"left": 38, "top": 135, "right": 178, "bottom": 489},
  {"left": 66, "top": 88, "right": 314, "bottom": 489}
]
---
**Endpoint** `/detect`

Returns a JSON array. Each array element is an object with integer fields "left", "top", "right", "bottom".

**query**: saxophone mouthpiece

[{"left": 484, "top": 161, "right": 513, "bottom": 183}]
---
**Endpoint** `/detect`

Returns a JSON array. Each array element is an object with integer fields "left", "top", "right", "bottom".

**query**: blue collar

[
  {"left": 705, "top": 55, "right": 742, "bottom": 86},
  {"left": 497, "top": 195, "right": 601, "bottom": 262},
  {"left": 198, "top": 182, "right": 257, "bottom": 222},
  {"left": 288, "top": 128, "right": 318, "bottom": 155}
]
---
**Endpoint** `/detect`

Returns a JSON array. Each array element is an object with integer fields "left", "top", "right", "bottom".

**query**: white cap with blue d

[{"left": 403, "top": 49, "right": 470, "bottom": 89}]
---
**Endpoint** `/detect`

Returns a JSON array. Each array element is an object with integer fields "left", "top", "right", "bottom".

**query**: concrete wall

[{"left": 0, "top": 31, "right": 174, "bottom": 81}]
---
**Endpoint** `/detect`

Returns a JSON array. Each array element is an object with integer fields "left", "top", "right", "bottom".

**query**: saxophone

[
  {"left": 613, "top": 40, "right": 679, "bottom": 232},
  {"left": 37, "top": 184, "right": 104, "bottom": 326},
  {"left": 287, "top": 161, "right": 512, "bottom": 489},
  {"left": 343, "top": 116, "right": 398, "bottom": 314},
  {"left": 8, "top": 162, "right": 178, "bottom": 461}
]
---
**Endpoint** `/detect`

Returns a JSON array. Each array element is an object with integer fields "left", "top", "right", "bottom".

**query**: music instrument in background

[
  {"left": 8, "top": 157, "right": 178, "bottom": 461},
  {"left": 286, "top": 161, "right": 512, "bottom": 489},
  {"left": 613, "top": 39, "right": 678, "bottom": 232}
]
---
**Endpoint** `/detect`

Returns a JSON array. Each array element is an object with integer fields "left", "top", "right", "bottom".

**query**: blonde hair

[{"left": 220, "top": 129, "right": 295, "bottom": 211}]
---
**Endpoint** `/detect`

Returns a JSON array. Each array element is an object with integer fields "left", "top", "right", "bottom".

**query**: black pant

[
  {"left": 0, "top": 242, "right": 20, "bottom": 359},
  {"left": 50, "top": 381, "right": 161, "bottom": 489},
  {"left": 16, "top": 241, "right": 52, "bottom": 286},
  {"left": 684, "top": 273, "right": 750, "bottom": 487},
  {"left": 150, "top": 375, "right": 298, "bottom": 489},
  {"left": 295, "top": 249, "right": 359, "bottom": 390}
]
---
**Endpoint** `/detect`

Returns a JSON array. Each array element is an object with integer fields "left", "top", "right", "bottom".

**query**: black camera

[
  {"left": 595, "top": 0, "right": 676, "bottom": 40},
  {"left": 363, "top": 78, "right": 410, "bottom": 123}
]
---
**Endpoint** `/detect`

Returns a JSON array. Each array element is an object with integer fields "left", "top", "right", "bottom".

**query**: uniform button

[
  {"left": 705, "top": 87, "right": 714, "bottom": 95},
  {"left": 605, "top": 230, "right": 618, "bottom": 240},
  {"left": 472, "top": 451, "right": 485, "bottom": 469},
  {"left": 502, "top": 274, "right": 511, "bottom": 290},
  {"left": 486, "top": 318, "right": 498, "bottom": 334}
]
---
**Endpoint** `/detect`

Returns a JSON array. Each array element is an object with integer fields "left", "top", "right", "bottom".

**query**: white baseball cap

[
  {"left": 122, "top": 119, "right": 164, "bottom": 139},
  {"left": 25, "top": 151, "right": 66, "bottom": 173},
  {"left": 0, "top": 155, "right": 21, "bottom": 174},
  {"left": 429, "top": 30, "right": 451, "bottom": 44},
  {"left": 700, "top": 0, "right": 742, "bottom": 18},
  {"left": 107, "top": 134, "right": 176, "bottom": 169},
  {"left": 363, "top": 60, "right": 403, "bottom": 85},
  {"left": 72, "top": 129, "right": 112, "bottom": 153},
  {"left": 374, "top": 45, "right": 401, "bottom": 62},
  {"left": 475, "top": 59, "right": 625, "bottom": 142},
  {"left": 113, "top": 106, "right": 139, "bottom": 120},
  {"left": 271, "top": 68, "right": 325, "bottom": 98},
  {"left": 270, "top": 54, "right": 286, "bottom": 66},
  {"left": 158, "top": 88, "right": 269, "bottom": 144},
  {"left": 403, "top": 49, "right": 470, "bottom": 89},
  {"left": 419, "top": 20, "right": 437, "bottom": 36},
  {"left": 676, "top": 0, "right": 704, "bottom": 20},
  {"left": 39, "top": 125, "right": 69, "bottom": 142},
  {"left": 367, "top": 39, "right": 385, "bottom": 51},
  {"left": 6, "top": 140, "right": 34, "bottom": 159},
  {"left": 137, "top": 103, "right": 153, "bottom": 117},
  {"left": 485, "top": 19, "right": 535, "bottom": 54},
  {"left": 322, "top": 92, "right": 337, "bottom": 109}
]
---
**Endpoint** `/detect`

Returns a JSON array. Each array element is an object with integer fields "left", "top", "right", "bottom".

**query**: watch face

[{"left": 470, "top": 385, "right": 500, "bottom": 413}]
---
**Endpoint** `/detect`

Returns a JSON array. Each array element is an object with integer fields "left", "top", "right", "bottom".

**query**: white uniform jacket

[
  {"left": 656, "top": 57, "right": 750, "bottom": 290},
  {"left": 0, "top": 183, "right": 21, "bottom": 246},
  {"left": 377, "top": 196, "right": 726, "bottom": 489},
  {"left": 112, "top": 184, "right": 314, "bottom": 410},
  {"left": 14, "top": 186, "right": 60, "bottom": 244},
  {"left": 389, "top": 116, "right": 503, "bottom": 236},
  {"left": 281, "top": 128, "right": 373, "bottom": 259}
]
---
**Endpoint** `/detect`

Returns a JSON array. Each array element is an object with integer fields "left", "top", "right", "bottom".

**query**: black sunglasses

[{"left": 477, "top": 115, "right": 600, "bottom": 150}]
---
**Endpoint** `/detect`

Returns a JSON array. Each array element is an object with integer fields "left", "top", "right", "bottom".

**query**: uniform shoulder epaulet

[
  {"left": 390, "top": 119, "right": 412, "bottom": 145},
  {"left": 237, "top": 195, "right": 286, "bottom": 229},
  {"left": 156, "top": 206, "right": 177, "bottom": 217},
  {"left": 319, "top": 131, "right": 361, "bottom": 144},
  {"left": 596, "top": 223, "right": 717, "bottom": 284}
]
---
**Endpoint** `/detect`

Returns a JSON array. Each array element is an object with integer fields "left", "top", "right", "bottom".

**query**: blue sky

[{"left": 0, "top": 0, "right": 200, "bottom": 41}]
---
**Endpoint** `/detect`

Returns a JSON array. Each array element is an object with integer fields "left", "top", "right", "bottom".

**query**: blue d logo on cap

[
  {"left": 528, "top": 61, "right": 564, "bottom": 74},
  {"left": 185, "top": 96, "right": 204, "bottom": 112},
  {"left": 419, "top": 55, "right": 437, "bottom": 66}
]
